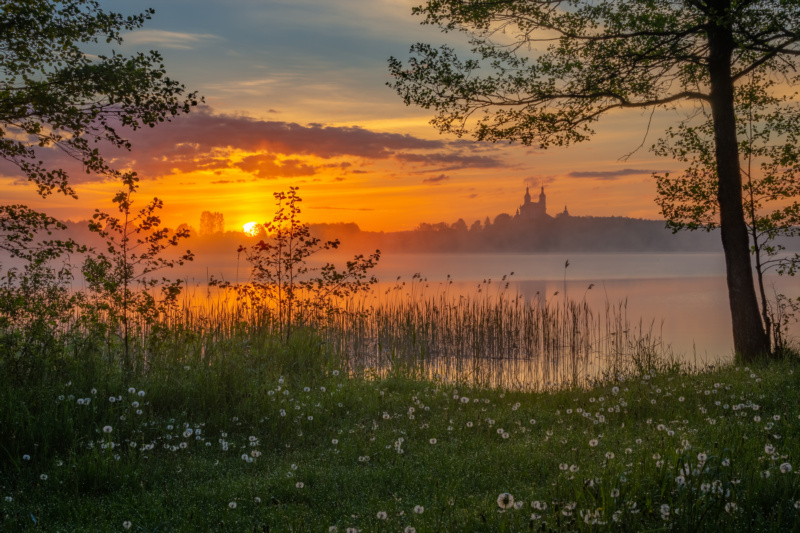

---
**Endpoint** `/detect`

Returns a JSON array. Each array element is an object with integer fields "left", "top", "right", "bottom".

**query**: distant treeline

[
  {"left": 50, "top": 215, "right": 725, "bottom": 257},
  {"left": 309, "top": 216, "right": 721, "bottom": 253}
]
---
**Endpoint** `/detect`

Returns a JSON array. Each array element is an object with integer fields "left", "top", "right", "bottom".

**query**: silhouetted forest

[
  {"left": 308, "top": 216, "right": 721, "bottom": 253},
  {"left": 49, "top": 214, "right": 722, "bottom": 258}
]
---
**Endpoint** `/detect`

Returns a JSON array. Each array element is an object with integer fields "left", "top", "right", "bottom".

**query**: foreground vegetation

[{"left": 1, "top": 322, "right": 799, "bottom": 532}]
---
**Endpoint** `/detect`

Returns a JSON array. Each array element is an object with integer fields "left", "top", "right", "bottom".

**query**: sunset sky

[{"left": 1, "top": 0, "right": 685, "bottom": 232}]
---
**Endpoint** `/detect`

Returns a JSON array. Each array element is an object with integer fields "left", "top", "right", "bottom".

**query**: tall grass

[
  {"left": 71, "top": 278, "right": 675, "bottom": 391},
  {"left": 321, "top": 280, "right": 674, "bottom": 390}
]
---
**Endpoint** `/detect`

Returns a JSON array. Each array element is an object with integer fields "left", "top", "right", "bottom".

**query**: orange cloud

[
  {"left": 0, "top": 107, "right": 510, "bottom": 185},
  {"left": 235, "top": 154, "right": 317, "bottom": 179}
]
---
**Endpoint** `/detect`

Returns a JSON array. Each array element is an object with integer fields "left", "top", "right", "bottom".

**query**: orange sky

[{"left": 0, "top": 0, "right": 691, "bottom": 233}]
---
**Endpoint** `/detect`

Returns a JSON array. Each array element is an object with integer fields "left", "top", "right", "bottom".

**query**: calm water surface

[
  {"left": 187, "top": 251, "right": 798, "bottom": 372},
  {"left": 364, "top": 252, "right": 797, "bottom": 361}
]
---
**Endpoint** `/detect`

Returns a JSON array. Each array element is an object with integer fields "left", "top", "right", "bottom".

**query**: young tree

[
  {"left": 219, "top": 187, "right": 380, "bottom": 341},
  {"left": 82, "top": 173, "right": 193, "bottom": 371},
  {"left": 388, "top": 0, "right": 800, "bottom": 361},
  {"left": 1, "top": 0, "right": 199, "bottom": 257},
  {"left": 654, "top": 76, "right": 800, "bottom": 354}
]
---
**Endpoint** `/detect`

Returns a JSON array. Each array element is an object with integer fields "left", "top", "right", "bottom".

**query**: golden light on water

[{"left": 243, "top": 221, "right": 258, "bottom": 236}]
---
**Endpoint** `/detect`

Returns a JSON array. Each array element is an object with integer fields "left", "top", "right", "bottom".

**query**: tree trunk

[{"left": 706, "top": 1, "right": 770, "bottom": 361}]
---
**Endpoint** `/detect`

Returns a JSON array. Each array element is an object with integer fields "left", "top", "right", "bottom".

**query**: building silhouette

[{"left": 515, "top": 186, "right": 568, "bottom": 221}]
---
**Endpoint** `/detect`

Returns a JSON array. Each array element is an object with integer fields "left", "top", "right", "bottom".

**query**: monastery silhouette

[{"left": 515, "top": 186, "right": 569, "bottom": 221}]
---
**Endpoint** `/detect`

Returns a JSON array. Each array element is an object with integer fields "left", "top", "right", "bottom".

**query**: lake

[
  {"left": 369, "top": 252, "right": 737, "bottom": 361},
  {"left": 188, "top": 250, "right": 798, "bottom": 365}
]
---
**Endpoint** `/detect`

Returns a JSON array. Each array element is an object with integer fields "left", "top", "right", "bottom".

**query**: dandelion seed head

[{"left": 497, "top": 492, "right": 514, "bottom": 509}]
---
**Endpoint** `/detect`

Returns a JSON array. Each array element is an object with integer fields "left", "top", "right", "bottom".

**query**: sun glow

[{"left": 243, "top": 221, "right": 259, "bottom": 236}]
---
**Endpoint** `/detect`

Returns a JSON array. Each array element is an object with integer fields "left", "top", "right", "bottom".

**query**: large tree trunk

[{"left": 706, "top": 1, "right": 770, "bottom": 361}]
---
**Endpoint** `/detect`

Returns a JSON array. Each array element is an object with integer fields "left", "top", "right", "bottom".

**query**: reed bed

[
  {"left": 155, "top": 280, "right": 675, "bottom": 392},
  {"left": 323, "top": 282, "right": 672, "bottom": 391}
]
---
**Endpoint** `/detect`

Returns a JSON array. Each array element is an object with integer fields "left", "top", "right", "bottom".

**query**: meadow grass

[{"left": 1, "top": 313, "right": 800, "bottom": 532}]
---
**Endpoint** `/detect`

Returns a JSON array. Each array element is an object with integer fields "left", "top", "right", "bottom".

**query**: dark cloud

[
  {"left": 396, "top": 152, "right": 504, "bottom": 170},
  {"left": 153, "top": 108, "right": 445, "bottom": 160},
  {"left": 422, "top": 174, "right": 450, "bottom": 184},
  {"left": 235, "top": 154, "right": 317, "bottom": 179},
  {"left": 567, "top": 168, "right": 666, "bottom": 180},
  {"left": 0, "top": 107, "right": 508, "bottom": 183}
]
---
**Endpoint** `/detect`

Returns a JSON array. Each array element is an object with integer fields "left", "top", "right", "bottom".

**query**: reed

[
  {"left": 16, "top": 275, "right": 672, "bottom": 392},
  {"left": 320, "top": 279, "right": 673, "bottom": 390}
]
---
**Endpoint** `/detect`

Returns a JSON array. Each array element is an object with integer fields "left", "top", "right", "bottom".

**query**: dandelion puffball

[{"left": 497, "top": 493, "right": 514, "bottom": 509}]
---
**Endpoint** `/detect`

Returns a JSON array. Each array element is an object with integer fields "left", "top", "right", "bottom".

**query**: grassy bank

[{"left": 1, "top": 329, "right": 799, "bottom": 532}]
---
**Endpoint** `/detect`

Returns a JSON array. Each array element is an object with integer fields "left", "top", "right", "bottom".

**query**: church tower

[
  {"left": 518, "top": 185, "right": 551, "bottom": 220},
  {"left": 538, "top": 186, "right": 546, "bottom": 215}
]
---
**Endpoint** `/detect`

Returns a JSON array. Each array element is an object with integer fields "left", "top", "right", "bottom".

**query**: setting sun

[{"left": 243, "top": 221, "right": 259, "bottom": 236}]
